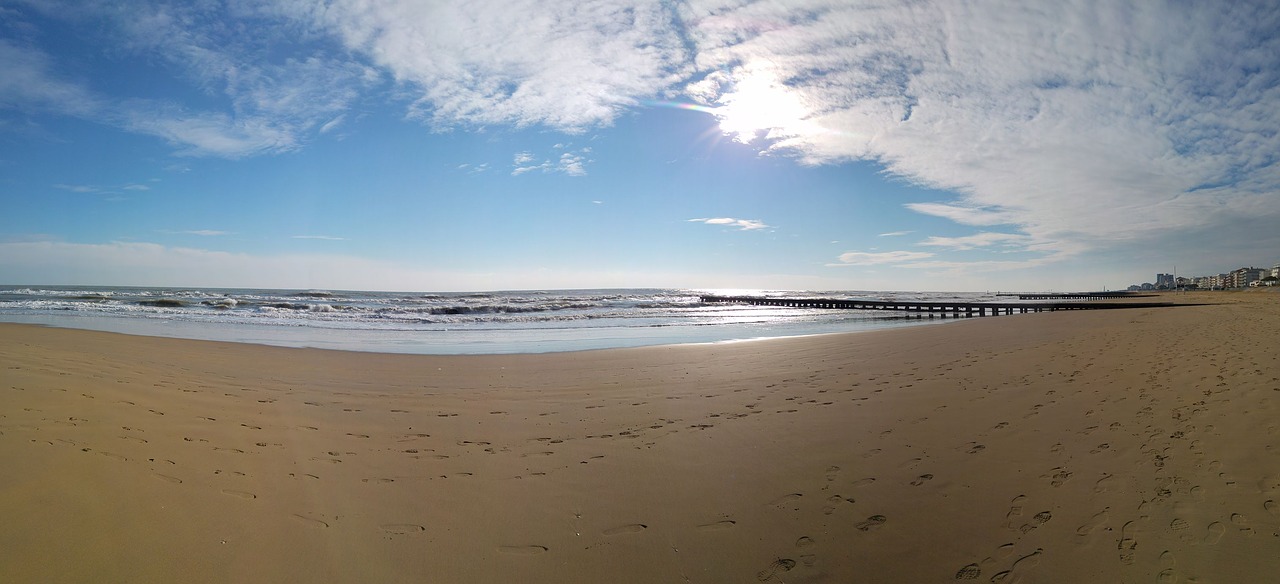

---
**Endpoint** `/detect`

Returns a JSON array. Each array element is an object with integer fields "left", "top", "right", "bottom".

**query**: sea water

[{"left": 0, "top": 286, "right": 1011, "bottom": 354}]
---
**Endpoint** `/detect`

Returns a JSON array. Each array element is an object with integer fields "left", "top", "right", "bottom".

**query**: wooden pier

[
  {"left": 994, "top": 292, "right": 1150, "bottom": 300},
  {"left": 699, "top": 295, "right": 1179, "bottom": 317}
]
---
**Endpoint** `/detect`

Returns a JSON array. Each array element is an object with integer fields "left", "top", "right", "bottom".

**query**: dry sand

[{"left": 2, "top": 290, "right": 1278, "bottom": 583}]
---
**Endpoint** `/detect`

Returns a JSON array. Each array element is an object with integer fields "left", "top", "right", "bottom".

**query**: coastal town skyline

[{"left": 3, "top": 2, "right": 1280, "bottom": 293}]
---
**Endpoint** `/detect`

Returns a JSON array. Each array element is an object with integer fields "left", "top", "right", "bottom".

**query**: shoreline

[
  {"left": 2, "top": 291, "right": 1277, "bottom": 582},
  {"left": 0, "top": 307, "right": 948, "bottom": 356}
]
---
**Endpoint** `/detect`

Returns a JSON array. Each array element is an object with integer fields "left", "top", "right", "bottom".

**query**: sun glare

[{"left": 713, "top": 72, "right": 809, "bottom": 144}]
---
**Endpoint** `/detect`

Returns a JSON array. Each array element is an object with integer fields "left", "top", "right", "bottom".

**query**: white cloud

[
  {"left": 8, "top": 0, "right": 1280, "bottom": 273},
  {"left": 0, "top": 240, "right": 416, "bottom": 289},
  {"left": 877, "top": 230, "right": 913, "bottom": 237},
  {"left": 291, "top": 235, "right": 346, "bottom": 241},
  {"left": 918, "top": 232, "right": 1031, "bottom": 251},
  {"left": 54, "top": 182, "right": 150, "bottom": 195},
  {"left": 680, "top": 0, "right": 1280, "bottom": 266},
  {"left": 688, "top": 217, "right": 771, "bottom": 231},
  {"left": 0, "top": 240, "right": 705, "bottom": 292},
  {"left": 53, "top": 184, "right": 98, "bottom": 193},
  {"left": 512, "top": 147, "right": 593, "bottom": 176},
  {"left": 174, "top": 230, "right": 231, "bottom": 237},
  {"left": 1, "top": 4, "right": 377, "bottom": 158},
  {"left": 295, "top": 1, "right": 689, "bottom": 132},
  {"left": 829, "top": 250, "right": 935, "bottom": 266},
  {"left": 0, "top": 39, "right": 100, "bottom": 117}
]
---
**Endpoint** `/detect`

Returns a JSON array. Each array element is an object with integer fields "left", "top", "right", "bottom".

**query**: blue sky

[{"left": 2, "top": 1, "right": 1278, "bottom": 292}]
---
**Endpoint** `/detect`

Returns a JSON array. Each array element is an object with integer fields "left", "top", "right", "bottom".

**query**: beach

[{"left": 2, "top": 291, "right": 1277, "bottom": 583}]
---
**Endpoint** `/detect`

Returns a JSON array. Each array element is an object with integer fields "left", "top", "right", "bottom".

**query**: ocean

[{"left": 0, "top": 286, "right": 1009, "bottom": 354}]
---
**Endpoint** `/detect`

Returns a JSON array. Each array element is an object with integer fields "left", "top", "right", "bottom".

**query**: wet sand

[{"left": 2, "top": 290, "right": 1277, "bottom": 582}]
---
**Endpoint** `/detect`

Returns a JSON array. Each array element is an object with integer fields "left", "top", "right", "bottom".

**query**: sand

[{"left": 2, "top": 290, "right": 1278, "bottom": 583}]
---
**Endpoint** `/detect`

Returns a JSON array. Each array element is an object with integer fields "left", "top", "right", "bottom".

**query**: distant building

[
  {"left": 1228, "top": 267, "right": 1267, "bottom": 288},
  {"left": 1156, "top": 273, "right": 1176, "bottom": 289}
]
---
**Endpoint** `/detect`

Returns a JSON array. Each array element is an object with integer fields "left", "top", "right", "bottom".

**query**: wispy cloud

[
  {"left": 8, "top": 0, "right": 1280, "bottom": 271},
  {"left": 54, "top": 182, "right": 150, "bottom": 196},
  {"left": 0, "top": 39, "right": 101, "bottom": 117},
  {"left": 828, "top": 250, "right": 935, "bottom": 266},
  {"left": 291, "top": 235, "right": 347, "bottom": 241},
  {"left": 167, "top": 230, "right": 231, "bottom": 237},
  {"left": 53, "top": 183, "right": 98, "bottom": 193},
  {"left": 512, "top": 147, "right": 593, "bottom": 176},
  {"left": 680, "top": 1, "right": 1280, "bottom": 265},
  {"left": 2, "top": 4, "right": 377, "bottom": 158},
  {"left": 687, "top": 217, "right": 771, "bottom": 231},
  {"left": 918, "top": 232, "right": 1031, "bottom": 251},
  {"left": 295, "top": 2, "right": 689, "bottom": 132},
  {"left": 877, "top": 230, "right": 914, "bottom": 237}
]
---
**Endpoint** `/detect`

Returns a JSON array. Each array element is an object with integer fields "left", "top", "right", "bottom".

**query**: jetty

[
  {"left": 699, "top": 295, "right": 1180, "bottom": 317},
  {"left": 994, "top": 292, "right": 1150, "bottom": 300}
]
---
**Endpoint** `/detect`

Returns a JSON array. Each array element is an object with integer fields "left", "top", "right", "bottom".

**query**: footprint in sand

[
  {"left": 997, "top": 549, "right": 1042, "bottom": 582},
  {"left": 954, "top": 563, "right": 981, "bottom": 579},
  {"left": 1202, "top": 522, "right": 1226, "bottom": 545},
  {"left": 1076, "top": 508, "right": 1109, "bottom": 536},
  {"left": 602, "top": 524, "right": 647, "bottom": 536},
  {"left": 823, "top": 494, "right": 855, "bottom": 515},
  {"left": 291, "top": 514, "right": 330, "bottom": 529},
  {"left": 855, "top": 515, "right": 887, "bottom": 532},
  {"left": 153, "top": 473, "right": 182, "bottom": 484},
  {"left": 1043, "top": 467, "right": 1072, "bottom": 487},
  {"left": 380, "top": 524, "right": 426, "bottom": 534},
  {"left": 1002, "top": 495, "right": 1026, "bottom": 526},
  {"left": 910, "top": 473, "right": 933, "bottom": 486},
  {"left": 755, "top": 558, "right": 796, "bottom": 582},
  {"left": 1230, "top": 512, "right": 1251, "bottom": 535},
  {"left": 697, "top": 520, "right": 736, "bottom": 531},
  {"left": 498, "top": 545, "right": 548, "bottom": 556},
  {"left": 1265, "top": 500, "right": 1279, "bottom": 516},
  {"left": 1094, "top": 473, "right": 1114, "bottom": 493},
  {"left": 768, "top": 493, "right": 802, "bottom": 509},
  {"left": 221, "top": 489, "right": 256, "bottom": 500},
  {"left": 1117, "top": 521, "right": 1140, "bottom": 565}
]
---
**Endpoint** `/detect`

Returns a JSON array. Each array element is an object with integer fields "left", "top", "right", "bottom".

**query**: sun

[{"left": 712, "top": 72, "right": 809, "bottom": 144}]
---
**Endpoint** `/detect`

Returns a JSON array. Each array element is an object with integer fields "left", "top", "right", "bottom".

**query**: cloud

[
  {"left": 0, "top": 39, "right": 101, "bottom": 117},
  {"left": 679, "top": 0, "right": 1280, "bottom": 265},
  {"left": 8, "top": 0, "right": 1280, "bottom": 273},
  {"left": 688, "top": 217, "right": 771, "bottom": 231},
  {"left": 292, "top": 1, "right": 689, "bottom": 132},
  {"left": 53, "top": 183, "right": 98, "bottom": 193},
  {"left": 1, "top": 4, "right": 378, "bottom": 158},
  {"left": 163, "top": 230, "right": 231, "bottom": 236},
  {"left": 291, "top": 235, "right": 347, "bottom": 241},
  {"left": 829, "top": 250, "right": 935, "bottom": 266},
  {"left": 0, "top": 239, "right": 707, "bottom": 291},
  {"left": 54, "top": 182, "right": 150, "bottom": 196},
  {"left": 877, "top": 230, "right": 914, "bottom": 237},
  {"left": 512, "top": 147, "right": 593, "bottom": 176},
  {"left": 0, "top": 240, "right": 419, "bottom": 289},
  {"left": 918, "top": 232, "right": 1031, "bottom": 251}
]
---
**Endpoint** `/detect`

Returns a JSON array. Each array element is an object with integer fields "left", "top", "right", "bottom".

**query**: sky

[{"left": 2, "top": 0, "right": 1278, "bottom": 293}]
